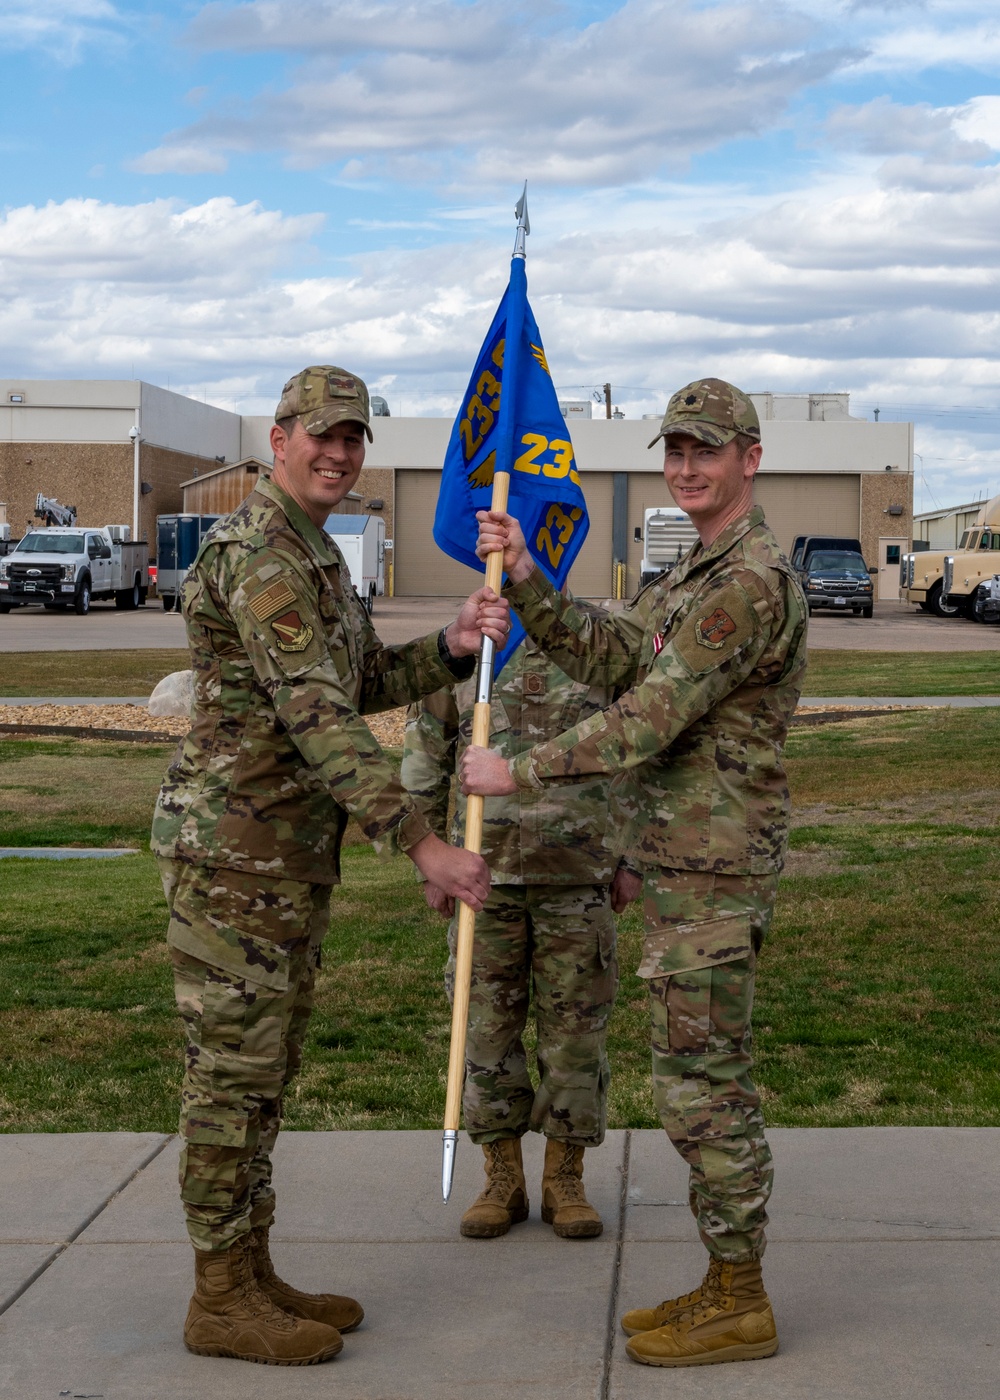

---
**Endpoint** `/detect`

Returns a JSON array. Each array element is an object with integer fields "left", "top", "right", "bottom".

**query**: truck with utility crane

[{"left": 0, "top": 499, "right": 149, "bottom": 615}]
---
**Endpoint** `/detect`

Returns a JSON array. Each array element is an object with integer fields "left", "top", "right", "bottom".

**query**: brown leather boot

[
  {"left": 620, "top": 1256, "right": 721, "bottom": 1336},
  {"left": 541, "top": 1139, "right": 603, "bottom": 1239},
  {"left": 250, "top": 1225, "right": 364, "bottom": 1334},
  {"left": 460, "top": 1138, "right": 529, "bottom": 1239},
  {"left": 624, "top": 1258, "right": 778, "bottom": 1368},
  {"left": 184, "top": 1234, "right": 343, "bottom": 1365}
]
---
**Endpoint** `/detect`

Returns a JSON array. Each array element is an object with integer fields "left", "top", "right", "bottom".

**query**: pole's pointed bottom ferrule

[{"left": 442, "top": 1130, "right": 458, "bottom": 1203}]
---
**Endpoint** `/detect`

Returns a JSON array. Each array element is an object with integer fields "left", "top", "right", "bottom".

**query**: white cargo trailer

[{"left": 325, "top": 515, "right": 386, "bottom": 613}]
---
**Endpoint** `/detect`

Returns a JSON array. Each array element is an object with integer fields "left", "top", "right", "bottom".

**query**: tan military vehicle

[{"left": 902, "top": 494, "right": 1000, "bottom": 617}]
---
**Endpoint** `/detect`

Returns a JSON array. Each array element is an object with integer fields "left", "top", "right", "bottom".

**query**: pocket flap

[
  {"left": 168, "top": 920, "right": 291, "bottom": 992},
  {"left": 637, "top": 913, "right": 753, "bottom": 980}
]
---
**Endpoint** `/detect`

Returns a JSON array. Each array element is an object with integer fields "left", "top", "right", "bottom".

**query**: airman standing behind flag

[
  {"left": 151, "top": 364, "right": 509, "bottom": 1369},
  {"left": 462, "top": 379, "right": 808, "bottom": 1369},
  {"left": 402, "top": 636, "right": 642, "bottom": 1240}
]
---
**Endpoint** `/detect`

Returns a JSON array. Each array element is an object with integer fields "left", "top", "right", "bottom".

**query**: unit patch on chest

[
  {"left": 270, "top": 609, "right": 315, "bottom": 652},
  {"left": 697, "top": 607, "right": 738, "bottom": 649},
  {"left": 247, "top": 578, "right": 297, "bottom": 623}
]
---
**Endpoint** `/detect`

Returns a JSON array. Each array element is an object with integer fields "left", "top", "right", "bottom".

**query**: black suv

[{"left": 799, "top": 550, "right": 876, "bottom": 617}]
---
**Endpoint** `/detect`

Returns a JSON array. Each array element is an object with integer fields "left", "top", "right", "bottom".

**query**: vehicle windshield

[
  {"left": 15, "top": 533, "right": 86, "bottom": 554},
  {"left": 807, "top": 552, "right": 867, "bottom": 572}
]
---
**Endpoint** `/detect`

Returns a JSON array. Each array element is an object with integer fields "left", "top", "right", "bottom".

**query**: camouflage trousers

[
  {"left": 446, "top": 883, "right": 618, "bottom": 1147},
  {"left": 158, "top": 858, "right": 329, "bottom": 1252},
  {"left": 639, "top": 868, "right": 779, "bottom": 1263}
]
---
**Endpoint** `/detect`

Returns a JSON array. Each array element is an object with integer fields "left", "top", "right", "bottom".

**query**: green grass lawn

[
  {"left": 803, "top": 649, "right": 1000, "bottom": 696},
  {"left": 0, "top": 650, "right": 190, "bottom": 697},
  {"left": 1, "top": 710, "right": 998, "bottom": 1133},
  {"left": 2, "top": 646, "right": 999, "bottom": 699}
]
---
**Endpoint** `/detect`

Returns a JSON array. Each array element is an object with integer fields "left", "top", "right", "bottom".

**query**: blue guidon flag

[{"left": 433, "top": 255, "right": 590, "bottom": 672}]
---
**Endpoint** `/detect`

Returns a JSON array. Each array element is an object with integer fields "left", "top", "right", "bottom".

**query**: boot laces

[
  {"left": 551, "top": 1152, "right": 586, "bottom": 1204},
  {"left": 233, "top": 1241, "right": 295, "bottom": 1329},
  {"left": 481, "top": 1142, "right": 519, "bottom": 1202}
]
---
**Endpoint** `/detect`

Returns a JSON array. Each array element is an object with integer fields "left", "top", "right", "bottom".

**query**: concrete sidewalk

[{"left": 1, "top": 1129, "right": 997, "bottom": 1399}]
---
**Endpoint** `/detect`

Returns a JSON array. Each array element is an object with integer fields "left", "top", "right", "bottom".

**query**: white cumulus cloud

[{"left": 130, "top": 0, "right": 857, "bottom": 187}]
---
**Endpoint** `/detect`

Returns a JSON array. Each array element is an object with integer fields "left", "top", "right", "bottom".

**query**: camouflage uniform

[
  {"left": 152, "top": 475, "right": 473, "bottom": 1252},
  {"left": 503, "top": 504, "right": 808, "bottom": 1261},
  {"left": 401, "top": 640, "right": 627, "bottom": 1146}
]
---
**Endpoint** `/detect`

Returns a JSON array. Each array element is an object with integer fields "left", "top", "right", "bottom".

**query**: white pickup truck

[{"left": 0, "top": 526, "right": 149, "bottom": 615}]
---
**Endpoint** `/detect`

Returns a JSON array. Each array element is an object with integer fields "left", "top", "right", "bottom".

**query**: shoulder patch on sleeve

[
  {"left": 669, "top": 584, "right": 759, "bottom": 676},
  {"left": 248, "top": 578, "right": 297, "bottom": 622}
]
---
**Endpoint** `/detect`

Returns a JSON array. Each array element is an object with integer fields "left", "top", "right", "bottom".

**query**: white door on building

[{"left": 877, "top": 537, "right": 906, "bottom": 601}]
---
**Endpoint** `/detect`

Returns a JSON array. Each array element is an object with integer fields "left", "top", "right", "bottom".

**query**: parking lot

[{"left": 1, "top": 596, "right": 998, "bottom": 652}]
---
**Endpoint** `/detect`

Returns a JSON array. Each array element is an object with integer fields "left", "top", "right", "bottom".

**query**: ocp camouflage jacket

[
  {"left": 401, "top": 639, "right": 625, "bottom": 885},
  {"left": 151, "top": 477, "right": 470, "bottom": 884},
  {"left": 505, "top": 506, "right": 808, "bottom": 875}
]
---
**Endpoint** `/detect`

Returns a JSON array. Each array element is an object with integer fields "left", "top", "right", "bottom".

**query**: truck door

[
  {"left": 91, "top": 534, "right": 114, "bottom": 594},
  {"left": 877, "top": 537, "right": 906, "bottom": 601}
]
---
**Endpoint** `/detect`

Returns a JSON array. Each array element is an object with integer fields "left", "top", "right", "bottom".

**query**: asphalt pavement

[{"left": 3, "top": 597, "right": 1000, "bottom": 651}]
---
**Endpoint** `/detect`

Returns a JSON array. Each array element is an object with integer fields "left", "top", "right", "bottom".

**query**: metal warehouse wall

[
  {"left": 752, "top": 473, "right": 861, "bottom": 555},
  {"left": 394, "top": 469, "right": 618, "bottom": 598}
]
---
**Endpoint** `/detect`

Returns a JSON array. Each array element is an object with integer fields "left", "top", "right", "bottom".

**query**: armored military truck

[{"left": 902, "top": 495, "right": 1000, "bottom": 617}]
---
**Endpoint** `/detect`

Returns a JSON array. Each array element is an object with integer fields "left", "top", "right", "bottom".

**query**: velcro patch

[
  {"left": 270, "top": 609, "right": 314, "bottom": 652},
  {"left": 248, "top": 578, "right": 297, "bottom": 623},
  {"left": 697, "top": 607, "right": 738, "bottom": 649}
]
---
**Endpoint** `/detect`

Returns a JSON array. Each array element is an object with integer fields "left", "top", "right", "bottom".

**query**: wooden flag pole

[
  {"left": 441, "top": 467, "right": 510, "bottom": 1202},
  {"left": 442, "top": 183, "right": 528, "bottom": 1203}
]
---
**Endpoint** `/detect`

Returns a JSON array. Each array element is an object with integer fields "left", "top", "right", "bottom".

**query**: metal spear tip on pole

[
  {"left": 513, "top": 181, "right": 529, "bottom": 258},
  {"left": 442, "top": 1129, "right": 458, "bottom": 1202}
]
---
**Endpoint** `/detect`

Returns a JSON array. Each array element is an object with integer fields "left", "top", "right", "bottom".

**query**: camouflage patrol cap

[
  {"left": 275, "top": 365, "right": 373, "bottom": 442},
  {"left": 647, "top": 378, "right": 760, "bottom": 450}
]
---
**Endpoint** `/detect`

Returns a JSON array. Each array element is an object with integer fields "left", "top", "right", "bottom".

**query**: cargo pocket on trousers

[
  {"left": 179, "top": 1106, "right": 249, "bottom": 1207},
  {"left": 636, "top": 913, "right": 754, "bottom": 980},
  {"left": 167, "top": 921, "right": 292, "bottom": 993}
]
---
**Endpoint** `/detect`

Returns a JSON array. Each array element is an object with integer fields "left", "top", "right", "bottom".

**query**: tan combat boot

[
  {"left": 460, "top": 1137, "right": 529, "bottom": 1238},
  {"left": 250, "top": 1225, "right": 364, "bottom": 1334},
  {"left": 540, "top": 1139, "right": 603, "bottom": 1239},
  {"left": 184, "top": 1233, "right": 343, "bottom": 1366},
  {"left": 624, "top": 1258, "right": 778, "bottom": 1368},
  {"left": 620, "top": 1256, "right": 721, "bottom": 1336}
]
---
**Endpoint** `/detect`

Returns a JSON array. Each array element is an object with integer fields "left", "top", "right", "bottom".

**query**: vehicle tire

[
  {"left": 138, "top": 587, "right": 148, "bottom": 606},
  {"left": 74, "top": 579, "right": 91, "bottom": 615},
  {"left": 161, "top": 594, "right": 176, "bottom": 612},
  {"left": 927, "top": 581, "right": 960, "bottom": 618},
  {"left": 861, "top": 604, "right": 873, "bottom": 619},
  {"left": 115, "top": 578, "right": 141, "bottom": 610},
  {"left": 0, "top": 602, "right": 11, "bottom": 614},
  {"left": 917, "top": 601, "right": 931, "bottom": 613}
]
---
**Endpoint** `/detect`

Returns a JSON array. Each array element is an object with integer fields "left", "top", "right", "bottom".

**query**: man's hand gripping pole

[{"left": 441, "top": 469, "right": 510, "bottom": 1203}]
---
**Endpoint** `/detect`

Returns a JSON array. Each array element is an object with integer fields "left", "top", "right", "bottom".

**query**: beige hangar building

[{"left": 1, "top": 380, "right": 912, "bottom": 600}]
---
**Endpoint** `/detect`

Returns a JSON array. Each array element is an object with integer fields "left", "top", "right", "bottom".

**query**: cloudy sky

[{"left": 3, "top": 1, "right": 1000, "bottom": 509}]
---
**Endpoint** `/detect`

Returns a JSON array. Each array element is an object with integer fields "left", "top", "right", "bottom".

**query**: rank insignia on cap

[
  {"left": 270, "top": 609, "right": 314, "bottom": 652},
  {"left": 697, "top": 608, "right": 738, "bottom": 648},
  {"left": 248, "top": 578, "right": 297, "bottom": 623}
]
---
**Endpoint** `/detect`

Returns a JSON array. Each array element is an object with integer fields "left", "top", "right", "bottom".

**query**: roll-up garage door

[
  {"left": 393, "top": 470, "right": 482, "bottom": 595},
  {"left": 753, "top": 474, "right": 860, "bottom": 555},
  {"left": 566, "top": 471, "right": 614, "bottom": 598},
  {"left": 624, "top": 472, "right": 861, "bottom": 590},
  {"left": 394, "top": 468, "right": 617, "bottom": 597}
]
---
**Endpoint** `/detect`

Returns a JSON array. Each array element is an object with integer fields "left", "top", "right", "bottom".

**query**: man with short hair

[
  {"left": 152, "top": 364, "right": 508, "bottom": 1367},
  {"left": 402, "top": 635, "right": 642, "bottom": 1241},
  {"left": 462, "top": 379, "right": 807, "bottom": 1368}
]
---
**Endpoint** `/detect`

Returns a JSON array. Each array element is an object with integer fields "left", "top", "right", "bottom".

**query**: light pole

[{"left": 129, "top": 422, "right": 141, "bottom": 540}]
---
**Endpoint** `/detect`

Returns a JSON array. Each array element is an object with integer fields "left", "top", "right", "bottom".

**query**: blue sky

[{"left": 3, "top": 1, "right": 1000, "bottom": 510}]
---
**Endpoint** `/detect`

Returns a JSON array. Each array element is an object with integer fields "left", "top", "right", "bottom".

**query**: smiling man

[
  {"left": 461, "top": 379, "right": 808, "bottom": 1369},
  {"left": 152, "top": 364, "right": 508, "bottom": 1368}
]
